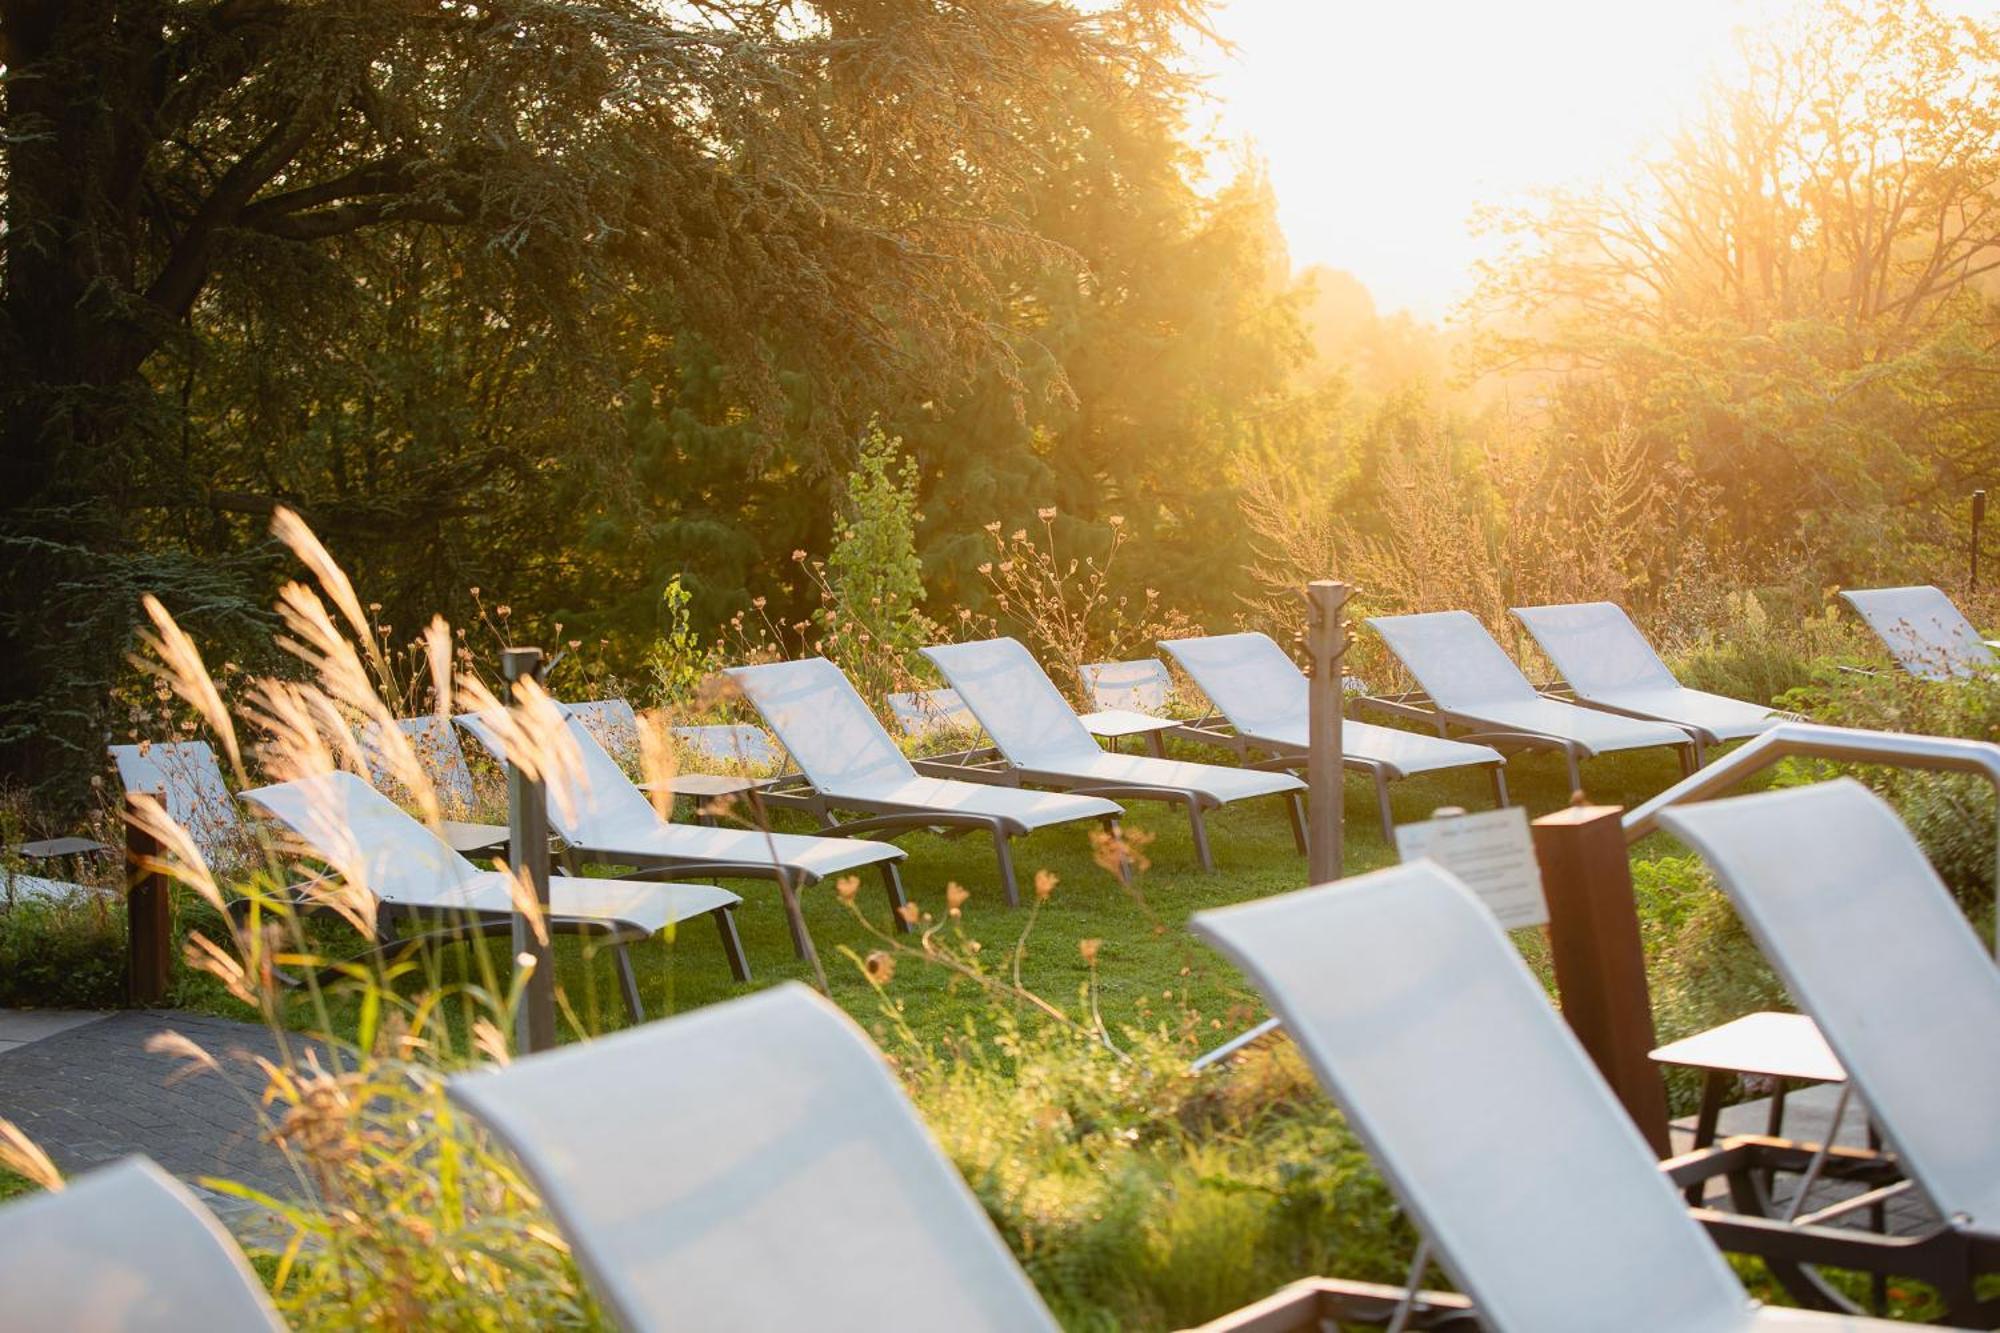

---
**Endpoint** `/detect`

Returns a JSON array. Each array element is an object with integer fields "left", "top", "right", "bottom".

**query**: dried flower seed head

[
  {"left": 863, "top": 950, "right": 896, "bottom": 984},
  {"left": 1033, "top": 868, "right": 1058, "bottom": 901},
  {"left": 946, "top": 882, "right": 969, "bottom": 916},
  {"left": 1079, "top": 938, "right": 1101, "bottom": 964},
  {"left": 1037, "top": 506, "right": 1057, "bottom": 520},
  {"left": 835, "top": 876, "right": 861, "bottom": 904},
  {"left": 896, "top": 901, "right": 920, "bottom": 925}
]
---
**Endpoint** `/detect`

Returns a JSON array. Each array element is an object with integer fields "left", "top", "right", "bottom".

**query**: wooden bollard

[
  {"left": 125, "top": 793, "right": 172, "bottom": 1004},
  {"left": 1531, "top": 803, "right": 1672, "bottom": 1155}
]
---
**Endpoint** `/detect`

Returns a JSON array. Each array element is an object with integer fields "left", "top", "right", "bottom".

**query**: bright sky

[{"left": 1191, "top": 0, "right": 1772, "bottom": 320}]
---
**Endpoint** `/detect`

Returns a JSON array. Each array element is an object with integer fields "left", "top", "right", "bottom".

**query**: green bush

[{"left": 0, "top": 889, "right": 125, "bottom": 1009}]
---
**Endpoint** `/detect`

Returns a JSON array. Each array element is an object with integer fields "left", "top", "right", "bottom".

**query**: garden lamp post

[{"left": 1974, "top": 489, "right": 1987, "bottom": 591}]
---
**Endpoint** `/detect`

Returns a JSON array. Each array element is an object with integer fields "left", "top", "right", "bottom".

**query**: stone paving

[{"left": 0, "top": 1009, "right": 310, "bottom": 1227}]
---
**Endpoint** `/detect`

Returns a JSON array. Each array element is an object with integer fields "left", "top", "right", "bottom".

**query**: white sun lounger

[
  {"left": 1839, "top": 586, "right": 1997, "bottom": 681},
  {"left": 244, "top": 770, "right": 748, "bottom": 1010},
  {"left": 448, "top": 984, "right": 1063, "bottom": 1333},
  {"left": 109, "top": 740, "right": 246, "bottom": 866},
  {"left": 1513, "top": 602, "right": 1784, "bottom": 764},
  {"left": 0, "top": 1156, "right": 285, "bottom": 1332},
  {"left": 1660, "top": 780, "right": 1999, "bottom": 1322},
  {"left": 1367, "top": 610, "right": 1697, "bottom": 791},
  {"left": 1192, "top": 861, "right": 1923, "bottom": 1333},
  {"left": 1160, "top": 632, "right": 1508, "bottom": 837},
  {"left": 921, "top": 637, "right": 1307, "bottom": 872},
  {"left": 356, "top": 714, "right": 510, "bottom": 855},
  {"left": 729, "top": 659, "right": 1120, "bottom": 907},
  {"left": 456, "top": 709, "right": 910, "bottom": 947}
]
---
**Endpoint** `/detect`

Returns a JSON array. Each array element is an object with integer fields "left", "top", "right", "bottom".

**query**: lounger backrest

[
  {"left": 921, "top": 638, "right": 1101, "bottom": 766},
  {"left": 1078, "top": 659, "right": 1171, "bottom": 714},
  {"left": 883, "top": 687, "right": 982, "bottom": 740},
  {"left": 672, "top": 724, "right": 781, "bottom": 770},
  {"left": 566, "top": 698, "right": 642, "bottom": 768},
  {"left": 1192, "top": 863, "right": 1749, "bottom": 1333},
  {"left": 1511, "top": 603, "right": 1679, "bottom": 696},
  {"left": 1839, "top": 586, "right": 1994, "bottom": 680},
  {"left": 1660, "top": 780, "right": 2000, "bottom": 1227},
  {"left": 0, "top": 1156, "right": 285, "bottom": 1332},
  {"left": 358, "top": 715, "right": 478, "bottom": 813},
  {"left": 447, "top": 984, "right": 1060, "bottom": 1333},
  {"left": 109, "top": 740, "right": 240, "bottom": 862},
  {"left": 728, "top": 659, "right": 914, "bottom": 792},
  {"left": 1159, "top": 633, "right": 1305, "bottom": 737},
  {"left": 455, "top": 710, "right": 660, "bottom": 843},
  {"left": 1365, "top": 612, "right": 1542, "bottom": 710},
  {"left": 242, "top": 769, "right": 480, "bottom": 908}
]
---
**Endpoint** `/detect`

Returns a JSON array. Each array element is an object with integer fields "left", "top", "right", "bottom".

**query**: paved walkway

[{"left": 0, "top": 1009, "right": 309, "bottom": 1227}]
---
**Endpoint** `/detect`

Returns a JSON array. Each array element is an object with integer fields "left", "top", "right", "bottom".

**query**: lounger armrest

[
  {"left": 1192, "top": 1277, "right": 1477, "bottom": 1331},
  {"left": 823, "top": 809, "right": 1027, "bottom": 839},
  {"left": 611, "top": 861, "right": 800, "bottom": 884},
  {"left": 909, "top": 757, "right": 1017, "bottom": 784},
  {"left": 1060, "top": 782, "right": 1221, "bottom": 810}
]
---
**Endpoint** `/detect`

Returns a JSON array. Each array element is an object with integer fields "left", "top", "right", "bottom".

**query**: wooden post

[
  {"left": 124, "top": 793, "right": 172, "bottom": 1004},
  {"left": 1304, "top": 580, "right": 1350, "bottom": 884},
  {"left": 504, "top": 646, "right": 558, "bottom": 1054},
  {"left": 1531, "top": 803, "right": 1672, "bottom": 1155}
]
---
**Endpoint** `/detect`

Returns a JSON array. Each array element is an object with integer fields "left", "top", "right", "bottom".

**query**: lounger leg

[
  {"left": 882, "top": 861, "right": 913, "bottom": 933},
  {"left": 777, "top": 868, "right": 812, "bottom": 960},
  {"left": 1187, "top": 802, "right": 1215, "bottom": 874},
  {"left": 1685, "top": 1070, "right": 1727, "bottom": 1205},
  {"left": 614, "top": 943, "right": 644, "bottom": 1025},
  {"left": 1563, "top": 747, "right": 1583, "bottom": 797},
  {"left": 1374, "top": 771, "right": 1395, "bottom": 842},
  {"left": 1490, "top": 765, "right": 1509, "bottom": 809},
  {"left": 712, "top": 906, "right": 751, "bottom": 982},
  {"left": 992, "top": 829, "right": 1020, "bottom": 909},
  {"left": 1145, "top": 731, "right": 1165, "bottom": 759},
  {"left": 1285, "top": 790, "right": 1310, "bottom": 855}
]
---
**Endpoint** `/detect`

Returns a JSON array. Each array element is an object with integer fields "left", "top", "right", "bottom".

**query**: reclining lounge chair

[
  {"left": 921, "top": 637, "right": 1307, "bottom": 872},
  {"left": 1160, "top": 631, "right": 1508, "bottom": 837},
  {"left": 456, "top": 708, "right": 910, "bottom": 950},
  {"left": 245, "top": 770, "right": 749, "bottom": 1014},
  {"left": 1192, "top": 861, "right": 1922, "bottom": 1333},
  {"left": 1512, "top": 602, "right": 1785, "bottom": 765},
  {"left": 1661, "top": 780, "right": 2000, "bottom": 1324},
  {"left": 1839, "top": 586, "right": 1997, "bottom": 681},
  {"left": 1366, "top": 611, "right": 1697, "bottom": 792},
  {"left": 729, "top": 658, "right": 1122, "bottom": 907}
]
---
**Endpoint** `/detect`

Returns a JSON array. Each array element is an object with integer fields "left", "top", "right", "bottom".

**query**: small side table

[
  {"left": 1652, "top": 1010, "right": 1847, "bottom": 1203},
  {"left": 1080, "top": 709, "right": 1179, "bottom": 757},
  {"left": 639, "top": 774, "right": 774, "bottom": 826}
]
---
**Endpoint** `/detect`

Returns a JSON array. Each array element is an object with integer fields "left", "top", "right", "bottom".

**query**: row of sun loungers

[{"left": 8, "top": 776, "right": 1988, "bottom": 1329}]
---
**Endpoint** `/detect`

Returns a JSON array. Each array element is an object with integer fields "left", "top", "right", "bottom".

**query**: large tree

[{"left": 0, "top": 0, "right": 1204, "bottom": 793}]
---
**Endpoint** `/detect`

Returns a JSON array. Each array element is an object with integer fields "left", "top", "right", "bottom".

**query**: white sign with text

[{"left": 1393, "top": 806, "right": 1548, "bottom": 929}]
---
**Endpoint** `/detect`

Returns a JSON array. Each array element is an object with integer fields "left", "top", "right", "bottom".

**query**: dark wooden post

[
  {"left": 124, "top": 793, "right": 172, "bottom": 1004},
  {"left": 504, "top": 647, "right": 558, "bottom": 1054},
  {"left": 1304, "top": 581, "right": 1351, "bottom": 884},
  {"left": 1531, "top": 803, "right": 1672, "bottom": 1155}
]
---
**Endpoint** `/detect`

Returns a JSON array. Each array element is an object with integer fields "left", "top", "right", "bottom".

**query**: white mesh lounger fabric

[
  {"left": 448, "top": 984, "right": 1061, "bottom": 1333},
  {"left": 243, "top": 770, "right": 749, "bottom": 995},
  {"left": 1839, "top": 586, "right": 1997, "bottom": 680},
  {"left": 356, "top": 714, "right": 507, "bottom": 855},
  {"left": 1513, "top": 602, "right": 1782, "bottom": 761},
  {"left": 1367, "top": 610, "right": 1697, "bottom": 791},
  {"left": 921, "top": 637, "right": 1306, "bottom": 872},
  {"left": 1660, "top": 781, "right": 2000, "bottom": 1236},
  {"left": 728, "top": 658, "right": 1119, "bottom": 907},
  {"left": 109, "top": 740, "right": 244, "bottom": 866},
  {"left": 1191, "top": 862, "right": 1924, "bottom": 1333},
  {"left": 1160, "top": 631, "right": 1507, "bottom": 836},
  {"left": 0, "top": 1156, "right": 285, "bottom": 1331}
]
